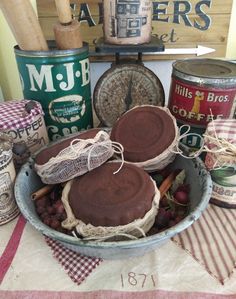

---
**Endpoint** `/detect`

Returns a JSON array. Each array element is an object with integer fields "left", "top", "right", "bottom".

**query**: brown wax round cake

[
  {"left": 110, "top": 106, "right": 176, "bottom": 162},
  {"left": 68, "top": 162, "right": 155, "bottom": 227},
  {"left": 35, "top": 128, "right": 101, "bottom": 165}
]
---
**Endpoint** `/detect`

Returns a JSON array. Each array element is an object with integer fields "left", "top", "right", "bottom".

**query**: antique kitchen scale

[{"left": 93, "top": 36, "right": 165, "bottom": 127}]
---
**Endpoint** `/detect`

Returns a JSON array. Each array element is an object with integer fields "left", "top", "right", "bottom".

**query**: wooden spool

[{"left": 53, "top": 0, "right": 83, "bottom": 50}]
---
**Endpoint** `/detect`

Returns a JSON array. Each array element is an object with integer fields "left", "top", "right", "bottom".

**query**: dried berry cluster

[
  {"left": 155, "top": 184, "right": 190, "bottom": 230},
  {"left": 34, "top": 185, "right": 68, "bottom": 234},
  {"left": 150, "top": 169, "right": 190, "bottom": 234}
]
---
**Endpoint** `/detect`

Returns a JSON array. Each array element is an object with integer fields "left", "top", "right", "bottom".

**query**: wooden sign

[{"left": 37, "top": 0, "right": 233, "bottom": 61}]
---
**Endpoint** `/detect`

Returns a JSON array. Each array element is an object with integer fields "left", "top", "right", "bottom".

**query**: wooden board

[{"left": 37, "top": 0, "right": 233, "bottom": 60}]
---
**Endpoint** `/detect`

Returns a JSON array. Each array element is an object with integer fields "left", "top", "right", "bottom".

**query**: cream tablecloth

[{"left": 1, "top": 214, "right": 236, "bottom": 299}]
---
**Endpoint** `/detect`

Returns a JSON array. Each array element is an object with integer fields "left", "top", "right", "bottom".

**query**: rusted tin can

[
  {"left": 168, "top": 59, "right": 236, "bottom": 150},
  {"left": 0, "top": 100, "right": 49, "bottom": 171},
  {"left": 0, "top": 133, "right": 19, "bottom": 225},
  {"left": 103, "top": 0, "right": 152, "bottom": 45},
  {"left": 14, "top": 43, "right": 93, "bottom": 141}
]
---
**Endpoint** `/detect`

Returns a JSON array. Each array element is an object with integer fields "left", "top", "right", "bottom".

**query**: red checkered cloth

[
  {"left": 204, "top": 119, "right": 236, "bottom": 169},
  {"left": 45, "top": 236, "right": 103, "bottom": 285},
  {"left": 205, "top": 119, "right": 236, "bottom": 146},
  {"left": 172, "top": 204, "right": 236, "bottom": 285},
  {"left": 0, "top": 99, "right": 44, "bottom": 130},
  {"left": 45, "top": 206, "right": 236, "bottom": 286}
]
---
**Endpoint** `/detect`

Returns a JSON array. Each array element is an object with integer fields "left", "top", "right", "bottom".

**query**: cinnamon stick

[
  {"left": 159, "top": 169, "right": 180, "bottom": 199},
  {"left": 31, "top": 185, "right": 55, "bottom": 200}
]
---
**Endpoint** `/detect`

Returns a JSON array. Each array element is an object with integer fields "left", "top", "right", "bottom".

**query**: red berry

[
  {"left": 36, "top": 206, "right": 45, "bottom": 215},
  {"left": 177, "top": 184, "right": 190, "bottom": 193},
  {"left": 159, "top": 196, "right": 169, "bottom": 208},
  {"left": 174, "top": 190, "right": 189, "bottom": 205},
  {"left": 50, "top": 219, "right": 60, "bottom": 229},
  {"left": 155, "top": 208, "right": 171, "bottom": 229},
  {"left": 43, "top": 217, "right": 51, "bottom": 226},
  {"left": 35, "top": 196, "right": 48, "bottom": 208},
  {"left": 46, "top": 206, "right": 56, "bottom": 215},
  {"left": 53, "top": 200, "right": 65, "bottom": 214},
  {"left": 40, "top": 212, "right": 49, "bottom": 220}
]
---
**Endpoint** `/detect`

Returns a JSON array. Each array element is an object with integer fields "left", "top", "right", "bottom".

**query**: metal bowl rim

[{"left": 14, "top": 155, "right": 212, "bottom": 250}]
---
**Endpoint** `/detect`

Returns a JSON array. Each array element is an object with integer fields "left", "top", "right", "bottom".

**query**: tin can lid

[
  {"left": 0, "top": 99, "right": 44, "bottom": 130},
  {"left": 14, "top": 42, "right": 89, "bottom": 58},
  {"left": 173, "top": 59, "right": 236, "bottom": 80}
]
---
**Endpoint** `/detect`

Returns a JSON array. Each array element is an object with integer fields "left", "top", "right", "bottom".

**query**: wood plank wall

[{"left": 37, "top": 0, "right": 233, "bottom": 61}]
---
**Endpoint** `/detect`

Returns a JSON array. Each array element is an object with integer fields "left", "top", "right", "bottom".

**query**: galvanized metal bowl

[{"left": 14, "top": 152, "right": 212, "bottom": 259}]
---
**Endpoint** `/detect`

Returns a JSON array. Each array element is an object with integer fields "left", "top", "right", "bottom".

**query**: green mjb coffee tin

[{"left": 14, "top": 43, "right": 93, "bottom": 141}]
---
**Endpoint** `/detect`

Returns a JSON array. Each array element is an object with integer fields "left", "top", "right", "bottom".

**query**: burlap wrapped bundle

[
  {"left": 34, "top": 130, "right": 120, "bottom": 184},
  {"left": 61, "top": 178, "right": 160, "bottom": 241}
]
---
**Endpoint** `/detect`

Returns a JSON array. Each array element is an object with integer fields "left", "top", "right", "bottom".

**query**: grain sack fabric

[{"left": 172, "top": 204, "right": 236, "bottom": 284}]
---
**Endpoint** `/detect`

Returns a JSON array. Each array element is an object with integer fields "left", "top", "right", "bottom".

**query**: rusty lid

[
  {"left": 110, "top": 106, "right": 176, "bottom": 162},
  {"left": 172, "top": 59, "right": 236, "bottom": 87},
  {"left": 69, "top": 161, "right": 155, "bottom": 227}
]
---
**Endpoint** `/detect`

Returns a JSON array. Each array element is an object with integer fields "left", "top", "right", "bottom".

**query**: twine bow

[
  {"left": 203, "top": 131, "right": 236, "bottom": 157},
  {"left": 70, "top": 132, "right": 124, "bottom": 175},
  {"left": 171, "top": 124, "right": 205, "bottom": 159},
  {"left": 172, "top": 121, "right": 236, "bottom": 166},
  {"left": 203, "top": 119, "right": 236, "bottom": 169},
  {"left": 35, "top": 130, "right": 125, "bottom": 184}
]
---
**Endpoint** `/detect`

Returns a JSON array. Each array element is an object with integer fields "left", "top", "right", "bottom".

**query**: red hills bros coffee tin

[{"left": 168, "top": 59, "right": 236, "bottom": 149}]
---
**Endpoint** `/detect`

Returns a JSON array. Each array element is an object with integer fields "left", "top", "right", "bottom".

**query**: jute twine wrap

[
  {"left": 172, "top": 119, "right": 236, "bottom": 170},
  {"left": 35, "top": 131, "right": 121, "bottom": 184},
  {"left": 127, "top": 107, "right": 179, "bottom": 172},
  {"left": 61, "top": 178, "right": 160, "bottom": 241}
]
